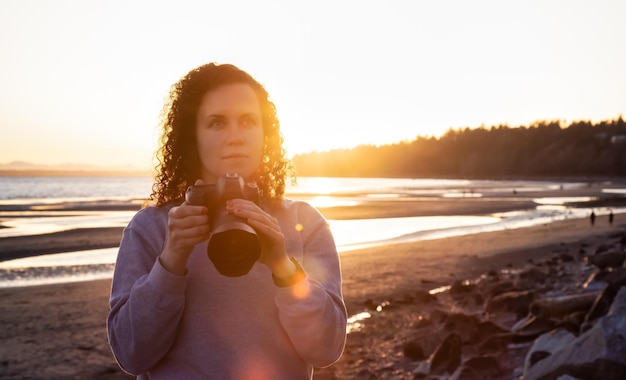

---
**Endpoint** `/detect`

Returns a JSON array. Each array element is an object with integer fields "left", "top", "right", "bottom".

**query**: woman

[{"left": 107, "top": 63, "right": 347, "bottom": 379}]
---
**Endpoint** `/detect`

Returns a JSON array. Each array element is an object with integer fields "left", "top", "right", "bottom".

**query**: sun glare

[{"left": 293, "top": 177, "right": 342, "bottom": 195}]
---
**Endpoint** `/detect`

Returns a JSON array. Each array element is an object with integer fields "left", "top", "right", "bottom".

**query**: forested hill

[{"left": 292, "top": 117, "right": 626, "bottom": 178}]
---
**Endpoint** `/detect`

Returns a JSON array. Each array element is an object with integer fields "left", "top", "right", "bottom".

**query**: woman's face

[{"left": 195, "top": 83, "right": 264, "bottom": 184}]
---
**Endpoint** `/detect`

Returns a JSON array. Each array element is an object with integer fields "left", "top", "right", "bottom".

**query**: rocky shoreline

[{"left": 315, "top": 230, "right": 626, "bottom": 380}]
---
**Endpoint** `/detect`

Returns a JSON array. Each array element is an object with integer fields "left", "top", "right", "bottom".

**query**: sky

[{"left": 0, "top": 0, "right": 624, "bottom": 170}]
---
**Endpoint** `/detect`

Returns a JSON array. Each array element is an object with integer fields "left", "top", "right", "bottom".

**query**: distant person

[
  {"left": 590, "top": 210, "right": 596, "bottom": 226},
  {"left": 107, "top": 63, "right": 347, "bottom": 379},
  {"left": 609, "top": 210, "right": 614, "bottom": 225}
]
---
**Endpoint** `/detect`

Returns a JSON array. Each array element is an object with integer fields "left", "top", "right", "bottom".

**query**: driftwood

[{"left": 530, "top": 291, "right": 601, "bottom": 318}]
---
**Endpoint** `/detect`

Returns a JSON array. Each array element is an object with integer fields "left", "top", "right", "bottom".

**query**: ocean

[{"left": 1, "top": 176, "right": 624, "bottom": 287}]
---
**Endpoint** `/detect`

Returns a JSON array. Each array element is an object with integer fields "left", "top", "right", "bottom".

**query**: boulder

[
  {"left": 523, "top": 329, "right": 576, "bottom": 373},
  {"left": 524, "top": 286, "right": 626, "bottom": 380},
  {"left": 585, "top": 269, "right": 626, "bottom": 323}
]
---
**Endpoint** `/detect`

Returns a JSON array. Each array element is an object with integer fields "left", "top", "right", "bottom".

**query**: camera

[{"left": 185, "top": 173, "right": 261, "bottom": 277}]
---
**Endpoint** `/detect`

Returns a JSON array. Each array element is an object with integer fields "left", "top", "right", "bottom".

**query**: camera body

[{"left": 185, "top": 173, "right": 261, "bottom": 277}]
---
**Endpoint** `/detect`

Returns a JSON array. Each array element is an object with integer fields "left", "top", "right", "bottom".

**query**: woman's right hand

[{"left": 160, "top": 181, "right": 212, "bottom": 275}]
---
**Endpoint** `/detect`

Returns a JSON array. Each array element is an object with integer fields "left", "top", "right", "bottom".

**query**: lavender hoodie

[{"left": 107, "top": 199, "right": 347, "bottom": 379}]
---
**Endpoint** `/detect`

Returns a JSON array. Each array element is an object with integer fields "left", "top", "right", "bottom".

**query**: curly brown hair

[{"left": 150, "top": 63, "right": 292, "bottom": 207}]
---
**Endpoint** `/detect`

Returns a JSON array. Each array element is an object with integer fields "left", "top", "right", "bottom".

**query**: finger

[
  {"left": 247, "top": 218, "right": 281, "bottom": 236},
  {"left": 226, "top": 199, "right": 266, "bottom": 217},
  {"left": 170, "top": 204, "right": 209, "bottom": 218},
  {"left": 229, "top": 207, "right": 279, "bottom": 232},
  {"left": 168, "top": 222, "right": 212, "bottom": 248},
  {"left": 171, "top": 224, "right": 212, "bottom": 240},
  {"left": 170, "top": 215, "right": 210, "bottom": 232},
  {"left": 168, "top": 205, "right": 210, "bottom": 234}
]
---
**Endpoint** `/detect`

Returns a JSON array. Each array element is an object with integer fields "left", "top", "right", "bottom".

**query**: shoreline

[
  {"left": 1, "top": 193, "right": 624, "bottom": 261},
  {"left": 0, "top": 197, "right": 624, "bottom": 290}
]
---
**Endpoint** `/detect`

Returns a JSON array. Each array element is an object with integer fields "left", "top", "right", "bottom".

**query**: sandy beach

[{"left": 0, "top": 194, "right": 624, "bottom": 379}]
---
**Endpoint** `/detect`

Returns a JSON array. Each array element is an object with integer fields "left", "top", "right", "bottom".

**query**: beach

[{"left": 0, "top": 191, "right": 625, "bottom": 379}]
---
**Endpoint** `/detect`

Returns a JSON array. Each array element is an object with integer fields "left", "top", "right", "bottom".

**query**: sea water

[{"left": 0, "top": 176, "right": 624, "bottom": 287}]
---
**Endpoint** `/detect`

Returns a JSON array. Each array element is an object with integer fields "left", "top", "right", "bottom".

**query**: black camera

[{"left": 185, "top": 173, "right": 261, "bottom": 277}]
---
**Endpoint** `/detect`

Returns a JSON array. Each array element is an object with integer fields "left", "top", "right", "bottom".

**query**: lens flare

[{"left": 290, "top": 280, "right": 310, "bottom": 299}]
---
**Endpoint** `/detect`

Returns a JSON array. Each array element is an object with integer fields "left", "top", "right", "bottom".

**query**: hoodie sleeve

[
  {"left": 106, "top": 206, "right": 188, "bottom": 375},
  {"left": 274, "top": 201, "right": 347, "bottom": 368}
]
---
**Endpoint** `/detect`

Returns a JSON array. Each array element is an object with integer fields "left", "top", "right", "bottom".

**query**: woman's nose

[{"left": 226, "top": 123, "right": 244, "bottom": 143}]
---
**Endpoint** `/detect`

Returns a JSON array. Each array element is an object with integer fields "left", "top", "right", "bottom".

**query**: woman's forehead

[{"left": 199, "top": 83, "right": 260, "bottom": 113}]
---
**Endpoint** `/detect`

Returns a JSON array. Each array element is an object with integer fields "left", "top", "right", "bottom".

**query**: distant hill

[{"left": 0, "top": 161, "right": 152, "bottom": 177}]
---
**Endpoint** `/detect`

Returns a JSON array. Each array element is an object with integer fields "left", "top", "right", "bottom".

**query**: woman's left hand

[{"left": 225, "top": 199, "right": 296, "bottom": 277}]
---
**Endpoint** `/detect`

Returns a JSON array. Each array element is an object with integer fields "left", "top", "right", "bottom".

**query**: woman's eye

[
  {"left": 208, "top": 120, "right": 225, "bottom": 129},
  {"left": 241, "top": 116, "right": 258, "bottom": 128}
]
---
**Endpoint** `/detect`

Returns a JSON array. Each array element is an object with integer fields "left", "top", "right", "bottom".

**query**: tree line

[{"left": 292, "top": 117, "right": 626, "bottom": 178}]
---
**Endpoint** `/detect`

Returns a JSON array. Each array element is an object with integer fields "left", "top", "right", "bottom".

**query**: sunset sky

[{"left": 0, "top": 0, "right": 624, "bottom": 169}]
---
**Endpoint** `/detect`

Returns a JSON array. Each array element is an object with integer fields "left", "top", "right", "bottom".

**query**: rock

[
  {"left": 402, "top": 340, "right": 425, "bottom": 361},
  {"left": 478, "top": 334, "right": 513, "bottom": 355},
  {"left": 487, "top": 269, "right": 499, "bottom": 279},
  {"left": 485, "top": 280, "right": 516, "bottom": 299},
  {"left": 450, "top": 366, "right": 480, "bottom": 380},
  {"left": 585, "top": 284, "right": 616, "bottom": 323},
  {"left": 583, "top": 272, "right": 609, "bottom": 292},
  {"left": 477, "top": 320, "right": 509, "bottom": 338},
  {"left": 516, "top": 266, "right": 549, "bottom": 289},
  {"left": 441, "top": 313, "right": 481, "bottom": 343},
  {"left": 413, "top": 332, "right": 463, "bottom": 377},
  {"left": 429, "top": 333, "right": 463, "bottom": 374},
  {"left": 556, "top": 375, "right": 584, "bottom": 380},
  {"left": 511, "top": 314, "right": 557, "bottom": 341},
  {"left": 523, "top": 286, "right": 626, "bottom": 380},
  {"left": 586, "top": 269, "right": 626, "bottom": 323},
  {"left": 454, "top": 356, "right": 501, "bottom": 379},
  {"left": 530, "top": 291, "right": 600, "bottom": 319},
  {"left": 429, "top": 309, "right": 449, "bottom": 324},
  {"left": 529, "top": 350, "right": 551, "bottom": 366},
  {"left": 600, "top": 267, "right": 626, "bottom": 290},
  {"left": 611, "top": 286, "right": 626, "bottom": 314},
  {"left": 450, "top": 280, "right": 477, "bottom": 297},
  {"left": 486, "top": 290, "right": 535, "bottom": 317},
  {"left": 523, "top": 329, "right": 576, "bottom": 373},
  {"left": 595, "top": 244, "right": 610, "bottom": 255},
  {"left": 559, "top": 310, "right": 587, "bottom": 334},
  {"left": 587, "top": 251, "right": 626, "bottom": 270}
]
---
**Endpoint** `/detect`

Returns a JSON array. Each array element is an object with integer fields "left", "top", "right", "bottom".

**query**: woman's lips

[{"left": 223, "top": 154, "right": 248, "bottom": 159}]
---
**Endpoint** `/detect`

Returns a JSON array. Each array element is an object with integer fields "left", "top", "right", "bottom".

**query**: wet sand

[{"left": 0, "top": 196, "right": 624, "bottom": 378}]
